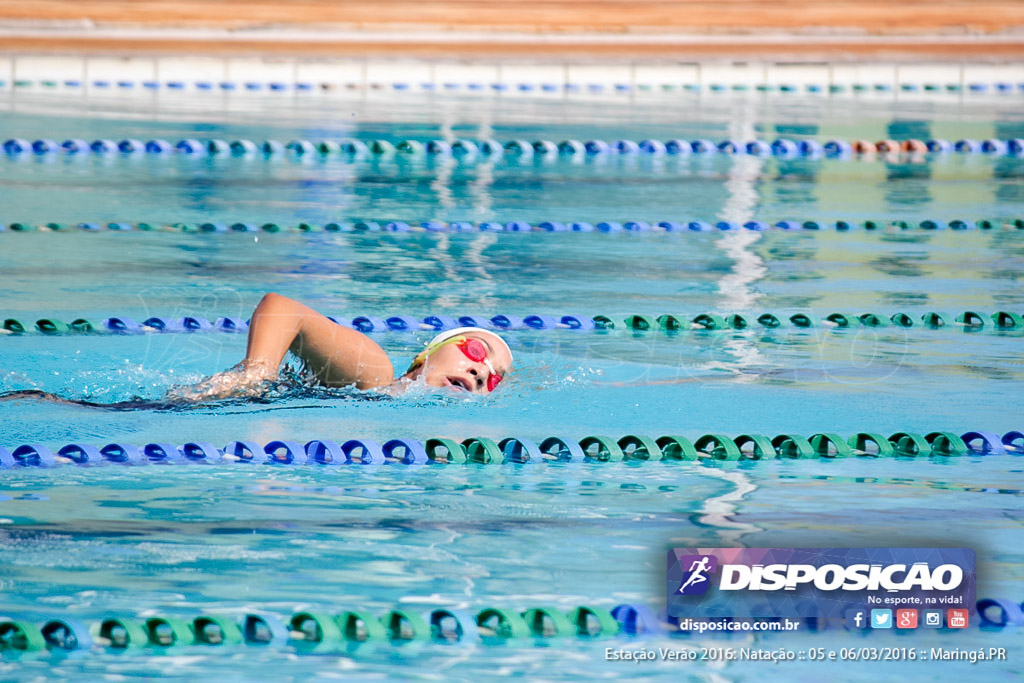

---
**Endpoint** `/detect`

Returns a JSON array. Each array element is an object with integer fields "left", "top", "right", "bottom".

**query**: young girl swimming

[
  {"left": 2, "top": 293, "right": 514, "bottom": 409},
  {"left": 179, "top": 292, "right": 513, "bottom": 400}
]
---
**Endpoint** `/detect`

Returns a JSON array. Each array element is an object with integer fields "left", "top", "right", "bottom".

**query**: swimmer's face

[{"left": 406, "top": 331, "right": 512, "bottom": 395}]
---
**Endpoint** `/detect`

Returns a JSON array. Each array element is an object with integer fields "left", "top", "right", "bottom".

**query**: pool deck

[{"left": 1, "top": 1, "right": 1022, "bottom": 61}]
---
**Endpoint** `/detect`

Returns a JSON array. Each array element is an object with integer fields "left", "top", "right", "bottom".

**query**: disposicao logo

[
  {"left": 666, "top": 548, "right": 975, "bottom": 620},
  {"left": 675, "top": 555, "right": 718, "bottom": 595}
]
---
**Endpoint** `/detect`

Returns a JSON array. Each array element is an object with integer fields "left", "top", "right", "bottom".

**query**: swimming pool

[{"left": 0, "top": 90, "right": 1022, "bottom": 679}]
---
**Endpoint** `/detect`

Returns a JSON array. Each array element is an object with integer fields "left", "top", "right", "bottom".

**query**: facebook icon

[{"left": 845, "top": 608, "right": 868, "bottom": 630}]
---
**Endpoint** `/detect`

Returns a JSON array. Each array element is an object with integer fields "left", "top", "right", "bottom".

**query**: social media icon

[
  {"left": 870, "top": 609, "right": 892, "bottom": 629},
  {"left": 947, "top": 609, "right": 969, "bottom": 629},
  {"left": 896, "top": 609, "right": 918, "bottom": 629},
  {"left": 845, "top": 609, "right": 868, "bottom": 630},
  {"left": 923, "top": 609, "right": 943, "bottom": 628}
]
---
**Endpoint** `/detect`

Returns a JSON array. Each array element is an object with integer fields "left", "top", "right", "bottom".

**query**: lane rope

[
  {"left": 2, "top": 218, "right": 1022, "bottom": 234},
  {"left": 5, "top": 137, "right": 1024, "bottom": 159},
  {"left": 4, "top": 311, "right": 1023, "bottom": 337},
  {"left": 2, "top": 431, "right": 1021, "bottom": 468},
  {"left": 4, "top": 77, "right": 1023, "bottom": 96},
  {"left": 0, "top": 597, "right": 1019, "bottom": 652}
]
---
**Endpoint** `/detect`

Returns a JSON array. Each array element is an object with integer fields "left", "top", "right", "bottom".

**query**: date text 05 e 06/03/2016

[{"left": 604, "top": 646, "right": 1009, "bottom": 664}]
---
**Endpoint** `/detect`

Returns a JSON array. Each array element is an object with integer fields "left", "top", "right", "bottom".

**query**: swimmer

[
  {"left": 1, "top": 293, "right": 513, "bottom": 409},
  {"left": 177, "top": 293, "right": 513, "bottom": 401}
]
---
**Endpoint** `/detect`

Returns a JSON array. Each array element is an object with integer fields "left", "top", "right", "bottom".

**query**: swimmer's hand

[{"left": 166, "top": 360, "right": 278, "bottom": 402}]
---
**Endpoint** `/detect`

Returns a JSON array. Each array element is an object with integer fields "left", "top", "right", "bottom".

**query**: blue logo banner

[{"left": 666, "top": 548, "right": 976, "bottom": 619}]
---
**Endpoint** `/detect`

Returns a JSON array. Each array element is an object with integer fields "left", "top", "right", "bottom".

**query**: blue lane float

[
  {"left": 2, "top": 431, "right": 1021, "bottom": 470},
  {"left": 6, "top": 136, "right": 1024, "bottom": 161}
]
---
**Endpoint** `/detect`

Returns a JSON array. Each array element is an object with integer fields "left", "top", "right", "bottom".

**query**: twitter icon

[{"left": 870, "top": 609, "right": 893, "bottom": 629}]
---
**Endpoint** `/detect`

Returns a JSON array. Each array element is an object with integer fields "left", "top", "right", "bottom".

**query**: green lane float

[
  {"left": 383, "top": 610, "right": 431, "bottom": 642},
  {"left": 476, "top": 608, "right": 531, "bottom": 639},
  {"left": 655, "top": 436, "right": 700, "bottom": 461},
  {"left": 462, "top": 437, "right": 504, "bottom": 464},
  {"left": 193, "top": 616, "right": 244, "bottom": 645},
  {"left": 889, "top": 432, "right": 933, "bottom": 457},
  {"left": 734, "top": 434, "right": 777, "bottom": 460},
  {"left": 144, "top": 616, "right": 194, "bottom": 647},
  {"left": 694, "top": 434, "right": 742, "bottom": 461},
  {"left": 809, "top": 433, "right": 854, "bottom": 458},
  {"left": 337, "top": 611, "right": 387, "bottom": 642},
  {"left": 569, "top": 606, "right": 621, "bottom": 637},
  {"left": 289, "top": 612, "right": 343, "bottom": 649},
  {"left": 425, "top": 438, "right": 467, "bottom": 464},
  {"left": 771, "top": 434, "right": 816, "bottom": 459},
  {"left": 522, "top": 608, "right": 576, "bottom": 638},
  {"left": 848, "top": 433, "right": 895, "bottom": 457},
  {"left": 693, "top": 313, "right": 728, "bottom": 330},
  {"left": 657, "top": 314, "right": 687, "bottom": 330},
  {"left": 617, "top": 434, "right": 663, "bottom": 461},
  {"left": 925, "top": 432, "right": 968, "bottom": 456},
  {"left": 0, "top": 620, "right": 47, "bottom": 652},
  {"left": 578, "top": 436, "right": 624, "bottom": 462},
  {"left": 95, "top": 618, "right": 148, "bottom": 649}
]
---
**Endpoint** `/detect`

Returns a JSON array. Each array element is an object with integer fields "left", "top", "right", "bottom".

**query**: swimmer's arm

[
  {"left": 170, "top": 293, "right": 394, "bottom": 401},
  {"left": 242, "top": 292, "right": 394, "bottom": 389}
]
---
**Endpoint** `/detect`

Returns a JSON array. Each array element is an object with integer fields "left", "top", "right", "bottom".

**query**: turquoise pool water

[{"left": 0, "top": 91, "right": 1022, "bottom": 680}]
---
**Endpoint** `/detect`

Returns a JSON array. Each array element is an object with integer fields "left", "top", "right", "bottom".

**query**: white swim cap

[{"left": 424, "top": 326, "right": 513, "bottom": 364}]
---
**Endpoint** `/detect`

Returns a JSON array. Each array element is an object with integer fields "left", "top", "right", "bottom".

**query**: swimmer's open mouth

[{"left": 445, "top": 376, "right": 472, "bottom": 392}]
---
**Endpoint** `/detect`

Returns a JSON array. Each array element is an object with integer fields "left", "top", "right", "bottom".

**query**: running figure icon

[{"left": 678, "top": 556, "right": 713, "bottom": 594}]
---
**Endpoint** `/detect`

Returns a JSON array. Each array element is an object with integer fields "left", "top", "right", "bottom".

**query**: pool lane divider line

[
  {"left": 2, "top": 431, "right": 1021, "bottom": 468},
  {"left": 3, "top": 219, "right": 1023, "bottom": 234},
  {"left": 5, "top": 77, "right": 1024, "bottom": 97},
  {"left": 3, "top": 597, "right": 1021, "bottom": 653},
  {"left": 5, "top": 137, "right": 1024, "bottom": 159},
  {"left": 4, "top": 311, "right": 1023, "bottom": 337}
]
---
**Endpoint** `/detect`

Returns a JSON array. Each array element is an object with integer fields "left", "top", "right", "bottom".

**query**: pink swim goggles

[{"left": 453, "top": 337, "right": 504, "bottom": 392}]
